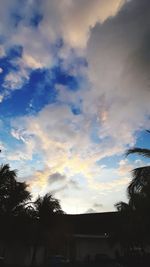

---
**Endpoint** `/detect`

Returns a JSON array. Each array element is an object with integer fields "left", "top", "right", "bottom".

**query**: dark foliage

[{"left": 116, "top": 137, "right": 150, "bottom": 250}]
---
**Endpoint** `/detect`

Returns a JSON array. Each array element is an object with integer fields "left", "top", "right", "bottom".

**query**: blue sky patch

[{"left": 30, "top": 13, "right": 43, "bottom": 27}]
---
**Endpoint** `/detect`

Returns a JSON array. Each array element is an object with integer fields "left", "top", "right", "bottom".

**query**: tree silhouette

[
  {"left": 115, "top": 135, "right": 150, "bottom": 251},
  {"left": 34, "top": 193, "right": 63, "bottom": 222},
  {"left": 0, "top": 163, "right": 64, "bottom": 266},
  {"left": 125, "top": 148, "right": 150, "bottom": 201},
  {"left": 0, "top": 164, "right": 31, "bottom": 217},
  {"left": 31, "top": 193, "right": 64, "bottom": 266}
]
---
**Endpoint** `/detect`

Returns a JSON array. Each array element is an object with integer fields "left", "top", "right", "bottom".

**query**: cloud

[
  {"left": 22, "top": 162, "right": 81, "bottom": 199},
  {"left": 10, "top": 104, "right": 96, "bottom": 176},
  {"left": 3, "top": 70, "right": 29, "bottom": 90},
  {"left": 117, "top": 159, "right": 133, "bottom": 176},
  {"left": 69, "top": 179, "right": 81, "bottom": 190},
  {"left": 31, "top": 0, "right": 124, "bottom": 48},
  {"left": 9, "top": 104, "right": 132, "bottom": 212},
  {"left": 0, "top": 95, "right": 4, "bottom": 103},
  {"left": 0, "top": 0, "right": 124, "bottom": 60},
  {"left": 0, "top": 0, "right": 124, "bottom": 97},
  {"left": 22, "top": 53, "right": 43, "bottom": 69},
  {"left": 93, "top": 203, "right": 103, "bottom": 208},
  {"left": 95, "top": 177, "right": 130, "bottom": 192},
  {"left": 48, "top": 172, "right": 67, "bottom": 183},
  {"left": 0, "top": 45, "right": 5, "bottom": 58},
  {"left": 85, "top": 203, "right": 103, "bottom": 213},
  {"left": 0, "top": 68, "right": 3, "bottom": 74},
  {"left": 2, "top": 51, "right": 44, "bottom": 91},
  {"left": 29, "top": 168, "right": 66, "bottom": 189},
  {"left": 56, "top": 0, "right": 125, "bottom": 47},
  {"left": 50, "top": 185, "right": 68, "bottom": 196},
  {"left": 10, "top": 100, "right": 130, "bottom": 191},
  {"left": 86, "top": 208, "right": 97, "bottom": 214},
  {"left": 85, "top": 0, "right": 150, "bottom": 146}
]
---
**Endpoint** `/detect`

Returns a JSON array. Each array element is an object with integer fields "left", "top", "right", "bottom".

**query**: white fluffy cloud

[
  {"left": 38, "top": 0, "right": 125, "bottom": 47},
  {"left": 0, "top": 68, "right": 3, "bottom": 74},
  {"left": 11, "top": 104, "right": 97, "bottom": 176},
  {"left": 3, "top": 70, "right": 29, "bottom": 90},
  {"left": 1, "top": 0, "right": 122, "bottom": 49},
  {"left": 0, "top": 0, "right": 124, "bottom": 91},
  {"left": 10, "top": 100, "right": 133, "bottom": 181}
]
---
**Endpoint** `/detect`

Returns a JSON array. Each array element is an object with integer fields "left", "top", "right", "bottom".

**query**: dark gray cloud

[
  {"left": 48, "top": 172, "right": 67, "bottom": 184},
  {"left": 49, "top": 175, "right": 80, "bottom": 196},
  {"left": 93, "top": 203, "right": 103, "bottom": 208},
  {"left": 85, "top": 203, "right": 103, "bottom": 213},
  {"left": 86, "top": 208, "right": 97, "bottom": 213},
  {"left": 69, "top": 179, "right": 81, "bottom": 190},
  {"left": 48, "top": 172, "right": 80, "bottom": 189},
  {"left": 86, "top": 0, "right": 150, "bottom": 145}
]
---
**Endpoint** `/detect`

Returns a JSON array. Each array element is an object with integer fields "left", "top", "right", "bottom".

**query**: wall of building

[
  {"left": 74, "top": 237, "right": 121, "bottom": 262},
  {"left": 1, "top": 242, "right": 45, "bottom": 267}
]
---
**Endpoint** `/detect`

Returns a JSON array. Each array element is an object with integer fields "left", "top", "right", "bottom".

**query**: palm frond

[
  {"left": 0, "top": 164, "right": 31, "bottom": 216},
  {"left": 128, "top": 166, "right": 150, "bottom": 197},
  {"left": 125, "top": 147, "right": 150, "bottom": 158},
  {"left": 34, "top": 193, "right": 63, "bottom": 220},
  {"left": 115, "top": 201, "right": 130, "bottom": 212},
  {"left": 0, "top": 164, "right": 17, "bottom": 176}
]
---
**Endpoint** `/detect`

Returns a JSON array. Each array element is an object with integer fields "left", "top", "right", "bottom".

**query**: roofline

[
  {"left": 64, "top": 211, "right": 118, "bottom": 216},
  {"left": 72, "top": 234, "right": 109, "bottom": 239}
]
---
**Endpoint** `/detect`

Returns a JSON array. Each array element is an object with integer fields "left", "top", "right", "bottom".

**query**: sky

[{"left": 0, "top": 0, "right": 150, "bottom": 214}]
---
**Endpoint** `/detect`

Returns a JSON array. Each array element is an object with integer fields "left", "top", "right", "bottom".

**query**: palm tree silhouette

[
  {"left": 34, "top": 193, "right": 63, "bottom": 221},
  {"left": 125, "top": 147, "right": 150, "bottom": 201},
  {"left": 31, "top": 193, "right": 63, "bottom": 266},
  {"left": 0, "top": 164, "right": 65, "bottom": 265},
  {"left": 116, "top": 136, "right": 150, "bottom": 250},
  {"left": 0, "top": 164, "right": 31, "bottom": 216}
]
